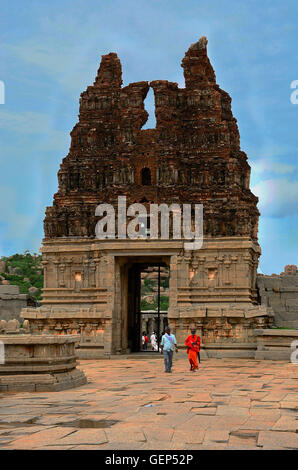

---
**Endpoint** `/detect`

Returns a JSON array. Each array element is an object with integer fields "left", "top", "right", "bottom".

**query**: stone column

[
  {"left": 42, "top": 260, "right": 48, "bottom": 289},
  {"left": 231, "top": 256, "right": 238, "bottom": 287},
  {"left": 54, "top": 260, "right": 59, "bottom": 288},
  {"left": 169, "top": 255, "right": 178, "bottom": 313},
  {"left": 93, "top": 251, "right": 101, "bottom": 288},
  {"left": 59, "top": 263, "right": 66, "bottom": 287},
  {"left": 90, "top": 260, "right": 96, "bottom": 287},
  {"left": 243, "top": 254, "right": 252, "bottom": 288},
  {"left": 217, "top": 256, "right": 224, "bottom": 288},
  {"left": 66, "top": 258, "right": 72, "bottom": 289},
  {"left": 198, "top": 256, "right": 206, "bottom": 287},
  {"left": 83, "top": 257, "right": 89, "bottom": 288},
  {"left": 191, "top": 260, "right": 199, "bottom": 285},
  {"left": 224, "top": 259, "right": 231, "bottom": 285}
]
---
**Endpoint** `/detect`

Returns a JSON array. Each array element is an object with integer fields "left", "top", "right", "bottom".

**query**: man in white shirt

[
  {"left": 160, "top": 327, "right": 178, "bottom": 373},
  {"left": 150, "top": 331, "right": 158, "bottom": 351}
]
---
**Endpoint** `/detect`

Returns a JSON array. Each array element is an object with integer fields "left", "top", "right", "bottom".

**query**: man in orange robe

[{"left": 185, "top": 328, "right": 200, "bottom": 371}]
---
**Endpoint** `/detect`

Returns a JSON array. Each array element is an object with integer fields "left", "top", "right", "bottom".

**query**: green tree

[{"left": 0, "top": 252, "right": 43, "bottom": 301}]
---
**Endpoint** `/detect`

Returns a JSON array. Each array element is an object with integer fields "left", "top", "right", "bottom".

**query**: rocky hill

[{"left": 0, "top": 252, "right": 43, "bottom": 301}]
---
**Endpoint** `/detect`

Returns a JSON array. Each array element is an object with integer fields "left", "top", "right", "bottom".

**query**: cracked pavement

[{"left": 0, "top": 356, "right": 297, "bottom": 450}]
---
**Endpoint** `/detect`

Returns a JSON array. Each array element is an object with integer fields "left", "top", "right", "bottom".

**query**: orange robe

[{"left": 185, "top": 334, "right": 200, "bottom": 370}]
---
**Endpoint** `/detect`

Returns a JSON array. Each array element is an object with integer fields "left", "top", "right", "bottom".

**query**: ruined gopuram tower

[{"left": 22, "top": 38, "right": 273, "bottom": 358}]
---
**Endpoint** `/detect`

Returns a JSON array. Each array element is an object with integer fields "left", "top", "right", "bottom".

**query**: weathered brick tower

[{"left": 23, "top": 38, "right": 272, "bottom": 358}]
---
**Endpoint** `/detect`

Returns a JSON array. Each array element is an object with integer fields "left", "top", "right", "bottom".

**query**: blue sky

[{"left": 0, "top": 0, "right": 297, "bottom": 274}]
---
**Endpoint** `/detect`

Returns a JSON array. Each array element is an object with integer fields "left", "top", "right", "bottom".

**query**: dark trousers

[{"left": 163, "top": 350, "right": 173, "bottom": 372}]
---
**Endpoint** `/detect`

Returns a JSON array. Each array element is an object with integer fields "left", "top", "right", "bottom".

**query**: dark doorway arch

[{"left": 141, "top": 167, "right": 151, "bottom": 185}]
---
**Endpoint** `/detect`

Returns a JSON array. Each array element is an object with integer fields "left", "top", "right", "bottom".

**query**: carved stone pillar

[
  {"left": 217, "top": 256, "right": 224, "bottom": 287},
  {"left": 191, "top": 259, "right": 199, "bottom": 285},
  {"left": 54, "top": 260, "right": 59, "bottom": 288},
  {"left": 42, "top": 260, "right": 48, "bottom": 289},
  {"left": 66, "top": 258, "right": 72, "bottom": 289},
  {"left": 231, "top": 256, "right": 238, "bottom": 286},
  {"left": 90, "top": 260, "right": 96, "bottom": 287},
  {"left": 224, "top": 259, "right": 231, "bottom": 285},
  {"left": 83, "top": 256, "right": 89, "bottom": 288},
  {"left": 198, "top": 256, "right": 206, "bottom": 287}
]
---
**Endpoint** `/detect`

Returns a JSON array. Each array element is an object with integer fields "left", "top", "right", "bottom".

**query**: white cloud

[
  {"left": 4, "top": 41, "right": 78, "bottom": 81},
  {"left": 252, "top": 178, "right": 298, "bottom": 217},
  {"left": 0, "top": 110, "right": 51, "bottom": 134},
  {"left": 3, "top": 35, "right": 104, "bottom": 94},
  {"left": 0, "top": 110, "right": 68, "bottom": 152}
]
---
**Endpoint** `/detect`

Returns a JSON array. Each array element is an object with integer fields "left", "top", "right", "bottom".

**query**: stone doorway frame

[{"left": 113, "top": 255, "right": 171, "bottom": 354}]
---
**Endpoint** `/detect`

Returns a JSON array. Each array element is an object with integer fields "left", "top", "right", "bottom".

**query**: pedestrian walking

[
  {"left": 160, "top": 327, "right": 178, "bottom": 373},
  {"left": 150, "top": 331, "right": 158, "bottom": 351},
  {"left": 185, "top": 327, "right": 200, "bottom": 371}
]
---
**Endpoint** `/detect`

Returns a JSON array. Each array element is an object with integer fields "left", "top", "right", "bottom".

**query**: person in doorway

[
  {"left": 160, "top": 327, "right": 178, "bottom": 373},
  {"left": 142, "top": 331, "right": 147, "bottom": 351},
  {"left": 185, "top": 327, "right": 200, "bottom": 372},
  {"left": 150, "top": 331, "right": 158, "bottom": 351},
  {"left": 142, "top": 331, "right": 148, "bottom": 350}
]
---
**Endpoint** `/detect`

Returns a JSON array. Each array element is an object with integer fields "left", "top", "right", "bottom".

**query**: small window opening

[{"left": 141, "top": 167, "right": 151, "bottom": 186}]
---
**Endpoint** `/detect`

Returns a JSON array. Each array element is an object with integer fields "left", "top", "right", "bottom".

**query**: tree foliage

[{"left": 0, "top": 252, "right": 43, "bottom": 301}]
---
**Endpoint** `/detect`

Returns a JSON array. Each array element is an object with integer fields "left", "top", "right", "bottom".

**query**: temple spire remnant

[{"left": 23, "top": 39, "right": 273, "bottom": 358}]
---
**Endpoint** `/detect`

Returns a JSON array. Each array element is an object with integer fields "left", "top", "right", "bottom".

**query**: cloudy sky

[{"left": 0, "top": 0, "right": 297, "bottom": 274}]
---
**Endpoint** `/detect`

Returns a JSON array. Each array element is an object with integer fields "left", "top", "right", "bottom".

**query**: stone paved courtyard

[{"left": 0, "top": 356, "right": 297, "bottom": 450}]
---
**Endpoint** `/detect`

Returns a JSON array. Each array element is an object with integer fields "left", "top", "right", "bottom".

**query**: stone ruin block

[{"left": 0, "top": 334, "right": 87, "bottom": 392}]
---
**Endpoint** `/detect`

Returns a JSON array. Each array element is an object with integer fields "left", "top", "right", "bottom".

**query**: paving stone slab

[
  {"left": 171, "top": 430, "right": 205, "bottom": 445},
  {"left": 59, "top": 429, "right": 108, "bottom": 445},
  {"left": 272, "top": 416, "right": 298, "bottom": 432},
  {"left": 203, "top": 429, "right": 230, "bottom": 443},
  {"left": 0, "top": 357, "right": 297, "bottom": 450},
  {"left": 258, "top": 431, "right": 298, "bottom": 449},
  {"left": 3, "top": 426, "right": 76, "bottom": 449},
  {"left": 216, "top": 405, "right": 249, "bottom": 416}
]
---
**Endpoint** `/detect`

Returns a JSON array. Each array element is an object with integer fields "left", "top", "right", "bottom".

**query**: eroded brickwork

[{"left": 44, "top": 37, "right": 258, "bottom": 241}]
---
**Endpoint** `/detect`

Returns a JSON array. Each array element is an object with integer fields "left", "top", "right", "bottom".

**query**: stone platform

[
  {"left": 0, "top": 357, "right": 297, "bottom": 450},
  {"left": 257, "top": 273, "right": 298, "bottom": 329},
  {"left": 254, "top": 329, "right": 298, "bottom": 360},
  {"left": 0, "top": 334, "right": 87, "bottom": 392}
]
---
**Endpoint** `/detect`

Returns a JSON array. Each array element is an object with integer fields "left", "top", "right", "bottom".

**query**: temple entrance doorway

[{"left": 116, "top": 257, "right": 170, "bottom": 354}]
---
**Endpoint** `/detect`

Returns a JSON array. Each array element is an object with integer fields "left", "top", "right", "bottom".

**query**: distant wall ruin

[
  {"left": 0, "top": 285, "right": 36, "bottom": 322},
  {"left": 257, "top": 268, "right": 298, "bottom": 329}
]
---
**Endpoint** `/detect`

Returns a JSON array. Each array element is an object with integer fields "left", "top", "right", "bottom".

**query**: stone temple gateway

[{"left": 22, "top": 38, "right": 273, "bottom": 358}]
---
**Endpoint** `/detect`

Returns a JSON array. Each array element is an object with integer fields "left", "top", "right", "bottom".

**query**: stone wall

[
  {"left": 0, "top": 285, "right": 36, "bottom": 322},
  {"left": 22, "top": 237, "right": 273, "bottom": 358},
  {"left": 171, "top": 305, "right": 272, "bottom": 358},
  {"left": 257, "top": 273, "right": 298, "bottom": 328},
  {"left": 254, "top": 328, "right": 298, "bottom": 361}
]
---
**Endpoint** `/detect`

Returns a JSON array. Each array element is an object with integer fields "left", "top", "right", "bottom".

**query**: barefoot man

[{"left": 185, "top": 327, "right": 200, "bottom": 372}]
